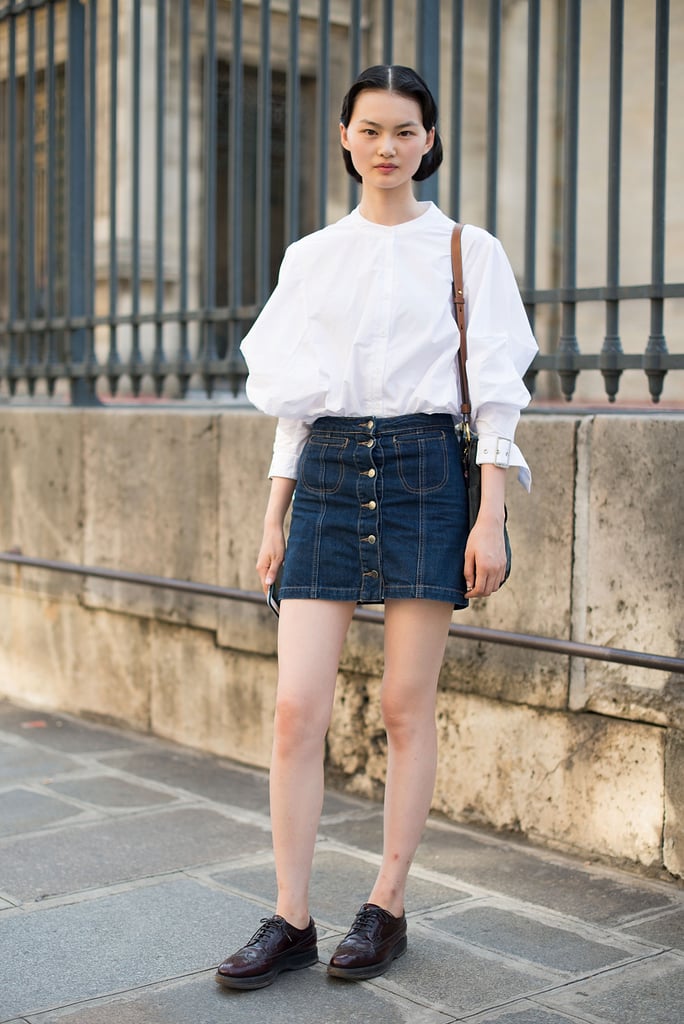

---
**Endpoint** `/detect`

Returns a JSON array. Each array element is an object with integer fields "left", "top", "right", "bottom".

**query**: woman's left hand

[
  {"left": 463, "top": 513, "right": 507, "bottom": 597},
  {"left": 463, "top": 462, "right": 508, "bottom": 598}
]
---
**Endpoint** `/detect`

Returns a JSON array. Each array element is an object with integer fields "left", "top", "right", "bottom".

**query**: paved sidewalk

[{"left": 0, "top": 698, "right": 682, "bottom": 1024}]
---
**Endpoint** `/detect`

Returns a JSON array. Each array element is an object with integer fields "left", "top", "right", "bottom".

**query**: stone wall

[{"left": 0, "top": 408, "right": 682, "bottom": 877}]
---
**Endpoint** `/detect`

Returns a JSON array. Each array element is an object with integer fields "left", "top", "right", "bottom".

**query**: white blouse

[{"left": 241, "top": 202, "right": 538, "bottom": 489}]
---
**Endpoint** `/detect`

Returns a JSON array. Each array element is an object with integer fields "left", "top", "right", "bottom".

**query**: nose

[{"left": 378, "top": 134, "right": 396, "bottom": 157}]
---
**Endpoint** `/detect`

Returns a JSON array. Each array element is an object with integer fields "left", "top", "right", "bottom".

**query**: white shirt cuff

[{"left": 476, "top": 434, "right": 532, "bottom": 492}]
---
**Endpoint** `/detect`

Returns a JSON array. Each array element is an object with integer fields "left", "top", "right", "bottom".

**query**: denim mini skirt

[{"left": 279, "top": 413, "right": 470, "bottom": 608}]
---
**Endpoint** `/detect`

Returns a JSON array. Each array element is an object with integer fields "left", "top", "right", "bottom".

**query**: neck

[{"left": 358, "top": 186, "right": 427, "bottom": 226}]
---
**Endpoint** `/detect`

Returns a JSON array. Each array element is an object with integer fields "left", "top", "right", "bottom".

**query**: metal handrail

[{"left": 2, "top": 552, "right": 682, "bottom": 675}]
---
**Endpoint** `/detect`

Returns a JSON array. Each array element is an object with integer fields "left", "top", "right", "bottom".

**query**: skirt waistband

[{"left": 311, "top": 413, "right": 455, "bottom": 437}]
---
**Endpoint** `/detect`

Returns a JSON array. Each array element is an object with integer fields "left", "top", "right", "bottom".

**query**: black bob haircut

[{"left": 340, "top": 65, "right": 443, "bottom": 183}]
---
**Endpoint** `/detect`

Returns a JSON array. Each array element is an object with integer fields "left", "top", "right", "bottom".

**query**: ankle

[
  {"left": 367, "top": 895, "right": 405, "bottom": 919},
  {"left": 276, "top": 906, "right": 310, "bottom": 931}
]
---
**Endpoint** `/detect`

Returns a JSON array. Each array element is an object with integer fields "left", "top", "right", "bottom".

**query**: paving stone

[
  {"left": 0, "top": 703, "right": 146, "bottom": 754},
  {"left": 538, "top": 951, "right": 684, "bottom": 1024},
  {"left": 319, "top": 925, "right": 555, "bottom": 1018},
  {"left": 47, "top": 776, "right": 177, "bottom": 809},
  {"left": 98, "top": 749, "right": 272, "bottom": 814},
  {"left": 212, "top": 847, "right": 471, "bottom": 929},
  {"left": 25, "top": 969, "right": 450, "bottom": 1024},
  {"left": 465, "top": 1003, "right": 596, "bottom": 1023},
  {"left": 0, "top": 878, "right": 280, "bottom": 1019},
  {"left": 323, "top": 818, "right": 676, "bottom": 927},
  {"left": 0, "top": 741, "right": 79, "bottom": 784},
  {"left": 618, "top": 907, "right": 684, "bottom": 952},
  {"left": 422, "top": 904, "right": 638, "bottom": 975},
  {"left": 0, "top": 788, "right": 86, "bottom": 837},
  {"left": 98, "top": 748, "right": 361, "bottom": 818},
  {"left": 0, "top": 807, "right": 271, "bottom": 902}
]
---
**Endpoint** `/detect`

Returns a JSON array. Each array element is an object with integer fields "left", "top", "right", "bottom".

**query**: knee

[
  {"left": 381, "top": 680, "right": 436, "bottom": 743},
  {"left": 273, "top": 694, "right": 328, "bottom": 755}
]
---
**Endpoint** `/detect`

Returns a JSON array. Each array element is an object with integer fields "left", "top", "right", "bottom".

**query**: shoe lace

[
  {"left": 347, "top": 906, "right": 382, "bottom": 939},
  {"left": 247, "top": 917, "right": 285, "bottom": 947}
]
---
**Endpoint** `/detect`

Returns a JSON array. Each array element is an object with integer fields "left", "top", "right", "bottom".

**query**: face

[{"left": 340, "top": 89, "right": 435, "bottom": 190}]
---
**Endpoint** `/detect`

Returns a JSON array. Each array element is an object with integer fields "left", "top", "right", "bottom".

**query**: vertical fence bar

[
  {"left": 177, "top": 0, "right": 190, "bottom": 395},
  {"left": 349, "top": 0, "right": 362, "bottom": 80},
  {"left": 600, "top": 0, "right": 624, "bottom": 402},
  {"left": 129, "top": 0, "right": 142, "bottom": 395},
  {"left": 256, "top": 0, "right": 271, "bottom": 305},
  {"left": 348, "top": 0, "right": 362, "bottom": 209},
  {"left": 316, "top": 0, "right": 330, "bottom": 230},
  {"left": 286, "top": 0, "right": 300, "bottom": 243},
  {"left": 45, "top": 0, "right": 58, "bottom": 394},
  {"left": 449, "top": 0, "right": 464, "bottom": 218},
  {"left": 153, "top": 0, "right": 166, "bottom": 396},
  {"left": 107, "top": 0, "right": 120, "bottom": 395},
  {"left": 227, "top": 0, "right": 243, "bottom": 390},
  {"left": 25, "top": 6, "right": 36, "bottom": 393},
  {"left": 557, "top": 0, "right": 581, "bottom": 400},
  {"left": 202, "top": 0, "right": 217, "bottom": 395},
  {"left": 644, "top": 0, "right": 669, "bottom": 402},
  {"left": 86, "top": 0, "right": 98, "bottom": 396},
  {"left": 66, "top": 0, "right": 91, "bottom": 404},
  {"left": 381, "top": 0, "right": 393, "bottom": 65},
  {"left": 485, "top": 0, "right": 501, "bottom": 234},
  {"left": 5, "top": 9, "right": 17, "bottom": 395},
  {"left": 415, "top": 0, "right": 439, "bottom": 204},
  {"left": 523, "top": 0, "right": 540, "bottom": 333}
]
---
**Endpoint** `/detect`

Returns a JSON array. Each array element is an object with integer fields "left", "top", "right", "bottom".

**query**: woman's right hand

[
  {"left": 256, "top": 476, "right": 297, "bottom": 593},
  {"left": 256, "top": 526, "right": 286, "bottom": 594}
]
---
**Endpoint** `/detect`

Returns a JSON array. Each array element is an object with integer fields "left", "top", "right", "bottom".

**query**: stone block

[
  {"left": 217, "top": 410, "right": 275, "bottom": 650},
  {"left": 0, "top": 878, "right": 272, "bottom": 1019},
  {"left": 0, "top": 408, "right": 84, "bottom": 596},
  {"left": 664, "top": 728, "right": 684, "bottom": 877},
  {"left": 0, "top": 590, "right": 152, "bottom": 728},
  {"left": 211, "top": 847, "right": 470, "bottom": 927},
  {"left": 431, "top": 694, "right": 666, "bottom": 868},
  {"left": 538, "top": 950, "right": 684, "bottom": 1024},
  {"left": 570, "top": 416, "right": 684, "bottom": 727},
  {"left": 149, "top": 619, "right": 276, "bottom": 769},
  {"left": 96, "top": 745, "right": 272, "bottom": 815},
  {"left": 422, "top": 903, "right": 640, "bottom": 976},
  {"left": 81, "top": 409, "right": 220, "bottom": 631},
  {"left": 0, "top": 807, "right": 270, "bottom": 902}
]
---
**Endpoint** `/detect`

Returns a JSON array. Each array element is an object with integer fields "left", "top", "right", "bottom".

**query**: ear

[
  {"left": 340, "top": 122, "right": 351, "bottom": 151},
  {"left": 424, "top": 126, "right": 435, "bottom": 154}
]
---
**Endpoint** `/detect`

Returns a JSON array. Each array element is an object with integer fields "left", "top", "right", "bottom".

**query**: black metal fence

[{"left": 0, "top": 0, "right": 682, "bottom": 406}]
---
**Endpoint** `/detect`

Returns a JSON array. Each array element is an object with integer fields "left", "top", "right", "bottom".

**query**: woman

[{"left": 215, "top": 65, "right": 537, "bottom": 990}]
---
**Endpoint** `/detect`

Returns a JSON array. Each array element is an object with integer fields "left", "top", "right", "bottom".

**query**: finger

[{"left": 263, "top": 556, "right": 283, "bottom": 589}]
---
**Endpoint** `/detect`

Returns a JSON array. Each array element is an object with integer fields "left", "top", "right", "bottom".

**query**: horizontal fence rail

[
  {"left": 0, "top": 0, "right": 682, "bottom": 406},
  {"left": 2, "top": 551, "right": 683, "bottom": 676}
]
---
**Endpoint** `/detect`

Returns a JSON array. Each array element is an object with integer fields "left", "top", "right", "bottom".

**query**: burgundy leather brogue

[
  {"left": 215, "top": 915, "right": 318, "bottom": 990},
  {"left": 327, "top": 903, "right": 407, "bottom": 980}
]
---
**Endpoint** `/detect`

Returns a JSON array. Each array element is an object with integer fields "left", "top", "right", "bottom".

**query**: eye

[
  {"left": 362, "top": 129, "right": 377, "bottom": 136},
  {"left": 398, "top": 130, "right": 416, "bottom": 137}
]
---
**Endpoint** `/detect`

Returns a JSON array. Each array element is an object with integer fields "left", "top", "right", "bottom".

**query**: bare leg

[
  {"left": 270, "top": 599, "right": 356, "bottom": 928},
  {"left": 368, "top": 599, "right": 454, "bottom": 917}
]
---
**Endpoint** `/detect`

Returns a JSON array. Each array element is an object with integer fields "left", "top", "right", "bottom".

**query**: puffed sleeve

[
  {"left": 462, "top": 227, "right": 538, "bottom": 491},
  {"left": 241, "top": 244, "right": 324, "bottom": 418}
]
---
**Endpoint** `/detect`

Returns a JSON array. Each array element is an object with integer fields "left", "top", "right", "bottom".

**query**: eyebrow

[{"left": 358, "top": 119, "right": 421, "bottom": 129}]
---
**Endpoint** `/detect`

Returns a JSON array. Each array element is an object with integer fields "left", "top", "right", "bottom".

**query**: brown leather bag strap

[{"left": 451, "top": 223, "right": 471, "bottom": 422}]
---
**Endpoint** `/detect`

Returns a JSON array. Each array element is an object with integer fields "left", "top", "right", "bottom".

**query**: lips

[{"left": 375, "top": 164, "right": 397, "bottom": 171}]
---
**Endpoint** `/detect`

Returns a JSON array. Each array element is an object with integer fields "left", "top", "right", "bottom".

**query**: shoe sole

[
  {"left": 326, "top": 935, "right": 408, "bottom": 981},
  {"left": 215, "top": 947, "right": 319, "bottom": 990}
]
